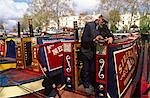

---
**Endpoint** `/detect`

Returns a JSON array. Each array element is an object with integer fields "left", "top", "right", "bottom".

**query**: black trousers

[{"left": 80, "top": 54, "right": 96, "bottom": 88}]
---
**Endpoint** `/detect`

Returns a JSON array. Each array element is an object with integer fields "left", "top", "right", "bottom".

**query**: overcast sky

[
  {"left": 72, "top": 0, "right": 99, "bottom": 13},
  {"left": 0, "top": 0, "right": 99, "bottom": 30},
  {"left": 0, "top": 0, "right": 30, "bottom": 29}
]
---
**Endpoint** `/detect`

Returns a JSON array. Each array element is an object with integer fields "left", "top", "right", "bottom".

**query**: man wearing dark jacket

[{"left": 80, "top": 15, "right": 114, "bottom": 92}]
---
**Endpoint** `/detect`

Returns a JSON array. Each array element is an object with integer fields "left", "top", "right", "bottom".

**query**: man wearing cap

[
  {"left": 80, "top": 14, "right": 114, "bottom": 93},
  {"left": 95, "top": 15, "right": 114, "bottom": 43}
]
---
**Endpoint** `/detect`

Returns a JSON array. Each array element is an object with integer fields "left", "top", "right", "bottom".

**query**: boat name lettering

[
  {"left": 47, "top": 45, "right": 63, "bottom": 55},
  {"left": 118, "top": 48, "right": 136, "bottom": 80}
]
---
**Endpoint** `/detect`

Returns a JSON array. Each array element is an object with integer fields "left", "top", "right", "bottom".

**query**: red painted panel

[
  {"left": 44, "top": 42, "right": 63, "bottom": 70},
  {"left": 114, "top": 44, "right": 137, "bottom": 96},
  {"left": 0, "top": 39, "right": 5, "bottom": 56},
  {"left": 63, "top": 42, "right": 74, "bottom": 76}
]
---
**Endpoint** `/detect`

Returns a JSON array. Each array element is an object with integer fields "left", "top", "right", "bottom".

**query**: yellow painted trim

[
  {"left": 74, "top": 43, "right": 81, "bottom": 90},
  {"left": 5, "top": 38, "right": 16, "bottom": 42},
  {"left": 22, "top": 37, "right": 31, "bottom": 42},
  {"left": 0, "top": 63, "right": 16, "bottom": 71}
]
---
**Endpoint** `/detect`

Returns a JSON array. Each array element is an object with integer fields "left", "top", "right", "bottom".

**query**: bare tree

[
  {"left": 21, "top": 14, "right": 30, "bottom": 31},
  {"left": 97, "top": 0, "right": 124, "bottom": 13},
  {"left": 97, "top": 0, "right": 122, "bottom": 32},
  {"left": 118, "top": 0, "right": 150, "bottom": 29},
  {"left": 123, "top": 0, "right": 139, "bottom": 29},
  {"left": 98, "top": 0, "right": 148, "bottom": 31},
  {"left": 136, "top": 0, "right": 150, "bottom": 15},
  {"left": 27, "top": 0, "right": 74, "bottom": 29}
]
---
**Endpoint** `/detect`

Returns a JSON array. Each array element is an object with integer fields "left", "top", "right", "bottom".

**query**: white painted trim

[
  {"left": 49, "top": 66, "right": 63, "bottom": 72},
  {"left": 0, "top": 79, "right": 44, "bottom": 98}
]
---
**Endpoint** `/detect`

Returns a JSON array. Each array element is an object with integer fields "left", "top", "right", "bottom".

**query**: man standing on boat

[{"left": 80, "top": 14, "right": 114, "bottom": 92}]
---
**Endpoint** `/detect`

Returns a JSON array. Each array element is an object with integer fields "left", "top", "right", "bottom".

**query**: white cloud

[
  {"left": 0, "top": 0, "right": 100, "bottom": 29},
  {"left": 0, "top": 0, "right": 29, "bottom": 29},
  {"left": 5, "top": 20, "right": 17, "bottom": 28},
  {"left": 72, "top": 0, "right": 100, "bottom": 13}
]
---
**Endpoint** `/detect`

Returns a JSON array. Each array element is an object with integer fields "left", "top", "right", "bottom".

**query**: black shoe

[{"left": 83, "top": 83, "right": 90, "bottom": 88}]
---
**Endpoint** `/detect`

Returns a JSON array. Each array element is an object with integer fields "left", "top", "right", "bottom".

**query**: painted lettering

[
  {"left": 47, "top": 45, "right": 53, "bottom": 53},
  {"left": 52, "top": 48, "right": 59, "bottom": 55},
  {"left": 118, "top": 49, "right": 136, "bottom": 81},
  {"left": 119, "top": 64, "right": 122, "bottom": 74},
  {"left": 47, "top": 45, "right": 63, "bottom": 55},
  {"left": 57, "top": 45, "right": 63, "bottom": 53}
]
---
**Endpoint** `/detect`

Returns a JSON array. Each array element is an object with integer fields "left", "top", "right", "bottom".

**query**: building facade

[
  {"left": 117, "top": 13, "right": 140, "bottom": 31},
  {"left": 48, "top": 13, "right": 141, "bottom": 31}
]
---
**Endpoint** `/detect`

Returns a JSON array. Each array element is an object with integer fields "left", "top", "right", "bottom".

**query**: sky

[
  {"left": 0, "top": 0, "right": 99, "bottom": 30},
  {"left": 72, "top": 0, "right": 99, "bottom": 13},
  {"left": 0, "top": 0, "right": 31, "bottom": 29}
]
